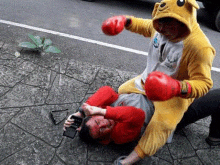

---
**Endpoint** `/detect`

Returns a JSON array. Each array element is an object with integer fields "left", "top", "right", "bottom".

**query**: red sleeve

[
  {"left": 105, "top": 106, "right": 145, "bottom": 126},
  {"left": 86, "top": 86, "right": 119, "bottom": 108},
  {"left": 105, "top": 106, "right": 145, "bottom": 144}
]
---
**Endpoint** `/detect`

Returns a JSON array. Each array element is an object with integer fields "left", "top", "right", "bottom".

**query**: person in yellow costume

[{"left": 101, "top": 0, "right": 216, "bottom": 164}]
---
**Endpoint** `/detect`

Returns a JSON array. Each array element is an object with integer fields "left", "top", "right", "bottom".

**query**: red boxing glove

[
  {"left": 102, "top": 15, "right": 127, "bottom": 36},
  {"left": 145, "top": 71, "right": 191, "bottom": 101}
]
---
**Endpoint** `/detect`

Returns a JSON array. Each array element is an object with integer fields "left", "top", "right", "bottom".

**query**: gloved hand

[
  {"left": 145, "top": 71, "right": 191, "bottom": 101},
  {"left": 101, "top": 15, "right": 130, "bottom": 36}
]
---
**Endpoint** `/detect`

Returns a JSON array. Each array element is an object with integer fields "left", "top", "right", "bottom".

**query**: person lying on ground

[
  {"left": 64, "top": 86, "right": 220, "bottom": 147},
  {"left": 64, "top": 86, "right": 154, "bottom": 145}
]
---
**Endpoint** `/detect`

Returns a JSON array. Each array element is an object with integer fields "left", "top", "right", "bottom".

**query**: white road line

[
  {"left": 0, "top": 19, "right": 219, "bottom": 72},
  {"left": 211, "top": 67, "right": 220, "bottom": 72},
  {"left": 0, "top": 19, "right": 148, "bottom": 56}
]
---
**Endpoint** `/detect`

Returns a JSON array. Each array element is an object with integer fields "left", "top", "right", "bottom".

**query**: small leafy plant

[{"left": 19, "top": 34, "right": 61, "bottom": 53}]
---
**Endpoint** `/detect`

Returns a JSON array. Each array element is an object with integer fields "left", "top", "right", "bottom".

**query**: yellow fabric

[
  {"left": 125, "top": 17, "right": 155, "bottom": 38},
  {"left": 136, "top": 97, "right": 192, "bottom": 157},
  {"left": 118, "top": 75, "right": 145, "bottom": 95},
  {"left": 119, "top": 0, "right": 215, "bottom": 157}
]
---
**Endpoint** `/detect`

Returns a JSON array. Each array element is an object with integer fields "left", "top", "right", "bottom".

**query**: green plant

[{"left": 19, "top": 34, "right": 61, "bottom": 53}]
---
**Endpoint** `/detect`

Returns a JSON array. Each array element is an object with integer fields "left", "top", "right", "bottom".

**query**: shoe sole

[{"left": 205, "top": 137, "right": 220, "bottom": 146}]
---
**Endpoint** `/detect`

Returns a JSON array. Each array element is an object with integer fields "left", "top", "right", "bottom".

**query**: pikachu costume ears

[{"left": 152, "top": 0, "right": 200, "bottom": 40}]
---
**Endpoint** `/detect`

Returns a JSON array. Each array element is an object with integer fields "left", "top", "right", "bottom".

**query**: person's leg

[
  {"left": 86, "top": 86, "right": 119, "bottom": 108},
  {"left": 176, "top": 89, "right": 220, "bottom": 144},
  {"left": 176, "top": 105, "right": 208, "bottom": 130},
  {"left": 208, "top": 109, "right": 220, "bottom": 139},
  {"left": 205, "top": 109, "right": 220, "bottom": 146}
]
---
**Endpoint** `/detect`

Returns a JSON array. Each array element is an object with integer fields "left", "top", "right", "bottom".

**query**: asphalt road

[{"left": 0, "top": 0, "right": 220, "bottom": 88}]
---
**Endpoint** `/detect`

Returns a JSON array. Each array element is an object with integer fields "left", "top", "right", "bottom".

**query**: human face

[
  {"left": 157, "top": 18, "right": 185, "bottom": 41},
  {"left": 86, "top": 116, "right": 115, "bottom": 140}
]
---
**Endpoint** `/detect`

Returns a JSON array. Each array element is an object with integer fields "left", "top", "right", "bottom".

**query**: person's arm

[
  {"left": 120, "top": 151, "right": 141, "bottom": 165},
  {"left": 101, "top": 15, "right": 131, "bottom": 36},
  {"left": 185, "top": 48, "right": 215, "bottom": 98},
  {"left": 105, "top": 106, "right": 145, "bottom": 124},
  {"left": 105, "top": 106, "right": 145, "bottom": 144},
  {"left": 144, "top": 71, "right": 192, "bottom": 101},
  {"left": 82, "top": 103, "right": 145, "bottom": 126},
  {"left": 125, "top": 17, "right": 155, "bottom": 37},
  {"left": 101, "top": 15, "right": 154, "bottom": 37},
  {"left": 82, "top": 103, "right": 107, "bottom": 116},
  {"left": 85, "top": 86, "right": 119, "bottom": 108}
]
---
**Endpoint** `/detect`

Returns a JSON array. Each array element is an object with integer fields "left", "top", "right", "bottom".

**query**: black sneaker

[{"left": 205, "top": 137, "right": 220, "bottom": 146}]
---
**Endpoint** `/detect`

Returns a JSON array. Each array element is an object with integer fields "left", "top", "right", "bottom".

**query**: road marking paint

[
  {"left": 211, "top": 67, "right": 220, "bottom": 72},
  {"left": 0, "top": 19, "right": 219, "bottom": 72},
  {"left": 0, "top": 19, "right": 148, "bottom": 56}
]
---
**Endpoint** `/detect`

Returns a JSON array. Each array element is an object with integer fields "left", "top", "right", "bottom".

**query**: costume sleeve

[
  {"left": 185, "top": 47, "right": 215, "bottom": 98},
  {"left": 105, "top": 106, "right": 145, "bottom": 144},
  {"left": 125, "top": 17, "right": 155, "bottom": 37}
]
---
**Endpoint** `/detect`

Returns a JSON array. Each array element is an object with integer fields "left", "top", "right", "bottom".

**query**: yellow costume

[{"left": 118, "top": 0, "right": 215, "bottom": 157}]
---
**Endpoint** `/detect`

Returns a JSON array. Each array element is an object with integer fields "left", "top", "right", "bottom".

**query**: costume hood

[{"left": 152, "top": 0, "right": 199, "bottom": 41}]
